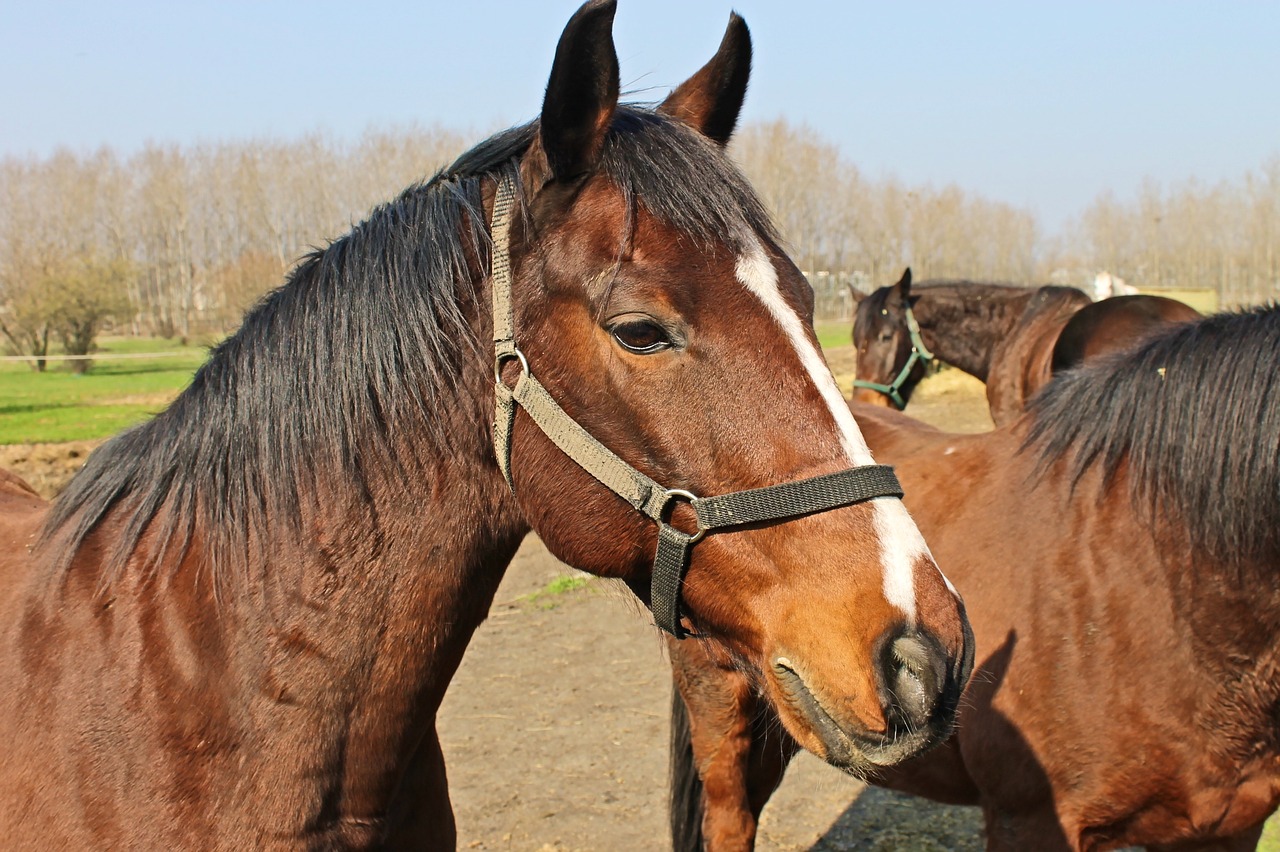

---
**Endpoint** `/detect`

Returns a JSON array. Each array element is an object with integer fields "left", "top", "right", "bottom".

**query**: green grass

[
  {"left": 0, "top": 336, "right": 214, "bottom": 444},
  {"left": 815, "top": 319, "right": 852, "bottom": 352},
  {"left": 1, "top": 324, "right": 856, "bottom": 447},
  {"left": 1262, "top": 817, "right": 1280, "bottom": 852},
  {"left": 517, "top": 574, "right": 594, "bottom": 610}
]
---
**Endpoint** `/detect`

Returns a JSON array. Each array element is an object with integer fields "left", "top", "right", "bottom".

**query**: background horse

[
  {"left": 672, "top": 305, "right": 1280, "bottom": 851},
  {"left": 853, "top": 269, "right": 1199, "bottom": 426},
  {"left": 0, "top": 3, "right": 971, "bottom": 847},
  {"left": 851, "top": 268, "right": 1091, "bottom": 425},
  {"left": 1093, "top": 270, "right": 1139, "bottom": 300}
]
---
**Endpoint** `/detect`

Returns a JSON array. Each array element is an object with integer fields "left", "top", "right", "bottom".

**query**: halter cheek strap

[
  {"left": 489, "top": 173, "right": 904, "bottom": 638},
  {"left": 852, "top": 304, "right": 935, "bottom": 410}
]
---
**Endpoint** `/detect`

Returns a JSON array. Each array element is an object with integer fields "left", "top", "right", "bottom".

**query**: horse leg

[
  {"left": 670, "top": 637, "right": 794, "bottom": 852},
  {"left": 386, "top": 724, "right": 456, "bottom": 849},
  {"left": 982, "top": 806, "right": 1076, "bottom": 852},
  {"left": 745, "top": 692, "right": 800, "bottom": 820}
]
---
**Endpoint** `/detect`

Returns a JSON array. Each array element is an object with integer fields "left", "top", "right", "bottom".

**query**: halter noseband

[
  {"left": 851, "top": 302, "right": 935, "bottom": 410},
  {"left": 489, "top": 174, "right": 904, "bottom": 639}
]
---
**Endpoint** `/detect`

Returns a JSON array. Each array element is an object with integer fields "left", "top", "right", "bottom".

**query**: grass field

[
  {"left": 0, "top": 336, "right": 213, "bottom": 444},
  {"left": 815, "top": 319, "right": 853, "bottom": 352}
]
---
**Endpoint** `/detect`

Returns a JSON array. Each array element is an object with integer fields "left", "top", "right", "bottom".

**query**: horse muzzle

[{"left": 770, "top": 623, "right": 972, "bottom": 772}]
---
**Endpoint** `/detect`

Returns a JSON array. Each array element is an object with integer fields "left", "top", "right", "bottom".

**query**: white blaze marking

[{"left": 734, "top": 234, "right": 940, "bottom": 621}]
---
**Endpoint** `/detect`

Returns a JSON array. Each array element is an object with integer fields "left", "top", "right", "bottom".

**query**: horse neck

[
  {"left": 213, "top": 317, "right": 529, "bottom": 825},
  {"left": 914, "top": 286, "right": 1031, "bottom": 382},
  {"left": 51, "top": 281, "right": 530, "bottom": 836}
]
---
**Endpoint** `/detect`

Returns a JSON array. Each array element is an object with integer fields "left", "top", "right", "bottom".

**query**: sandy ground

[{"left": 3, "top": 368, "right": 994, "bottom": 850}]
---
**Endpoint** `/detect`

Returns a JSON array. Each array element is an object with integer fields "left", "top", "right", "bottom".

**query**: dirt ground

[
  {"left": 2, "top": 368, "right": 994, "bottom": 850},
  {"left": 0, "top": 439, "right": 105, "bottom": 500}
]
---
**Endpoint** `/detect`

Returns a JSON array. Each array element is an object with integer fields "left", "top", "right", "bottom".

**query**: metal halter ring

[
  {"left": 661, "top": 488, "right": 707, "bottom": 543},
  {"left": 494, "top": 348, "right": 529, "bottom": 383}
]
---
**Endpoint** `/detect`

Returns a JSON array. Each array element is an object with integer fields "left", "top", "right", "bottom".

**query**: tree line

[
  {"left": 1, "top": 119, "right": 1277, "bottom": 369},
  {"left": 0, "top": 126, "right": 467, "bottom": 368}
]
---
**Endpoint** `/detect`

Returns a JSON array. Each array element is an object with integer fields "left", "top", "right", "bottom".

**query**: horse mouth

[
  {"left": 851, "top": 388, "right": 896, "bottom": 408},
  {"left": 770, "top": 657, "right": 949, "bottom": 773}
]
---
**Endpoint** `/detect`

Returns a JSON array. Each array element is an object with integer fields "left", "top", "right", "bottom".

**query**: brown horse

[
  {"left": 0, "top": 3, "right": 972, "bottom": 848},
  {"left": 851, "top": 268, "right": 1092, "bottom": 425},
  {"left": 672, "top": 305, "right": 1280, "bottom": 851},
  {"left": 1052, "top": 293, "right": 1201, "bottom": 372}
]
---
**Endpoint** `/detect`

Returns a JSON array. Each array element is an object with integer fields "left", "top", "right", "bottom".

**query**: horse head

[
  {"left": 852, "top": 268, "right": 933, "bottom": 410},
  {"left": 496, "top": 2, "right": 971, "bottom": 770}
]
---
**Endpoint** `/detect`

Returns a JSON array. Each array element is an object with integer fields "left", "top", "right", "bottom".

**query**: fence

[{"left": 806, "top": 271, "right": 871, "bottom": 323}]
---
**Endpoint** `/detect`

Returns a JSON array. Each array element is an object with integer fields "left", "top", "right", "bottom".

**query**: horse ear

[
  {"left": 892, "top": 267, "right": 913, "bottom": 299},
  {"left": 847, "top": 283, "right": 867, "bottom": 304},
  {"left": 658, "top": 13, "right": 751, "bottom": 146},
  {"left": 540, "top": 0, "right": 620, "bottom": 181}
]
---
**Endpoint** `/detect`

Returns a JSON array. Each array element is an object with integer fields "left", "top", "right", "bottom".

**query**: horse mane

[
  {"left": 860, "top": 280, "right": 1065, "bottom": 322},
  {"left": 39, "top": 106, "right": 776, "bottom": 587},
  {"left": 1026, "top": 304, "right": 1280, "bottom": 565}
]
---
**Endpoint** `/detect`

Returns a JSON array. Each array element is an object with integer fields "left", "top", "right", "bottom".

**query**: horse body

[
  {"left": 1052, "top": 293, "right": 1202, "bottom": 372},
  {"left": 857, "top": 407, "right": 1280, "bottom": 850},
  {"left": 1, "top": 4, "right": 972, "bottom": 847},
  {"left": 1, "top": 348, "right": 526, "bottom": 847},
  {"left": 674, "top": 306, "right": 1280, "bottom": 851}
]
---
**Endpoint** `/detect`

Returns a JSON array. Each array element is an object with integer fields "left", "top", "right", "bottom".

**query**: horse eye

[{"left": 611, "top": 320, "right": 671, "bottom": 354}]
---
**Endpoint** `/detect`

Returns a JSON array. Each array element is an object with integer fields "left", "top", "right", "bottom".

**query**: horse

[
  {"left": 670, "top": 304, "right": 1280, "bottom": 851},
  {"left": 1051, "top": 293, "right": 1202, "bottom": 372},
  {"left": 0, "top": 3, "right": 973, "bottom": 847},
  {"left": 1093, "top": 270, "right": 1139, "bottom": 301},
  {"left": 851, "top": 268, "right": 1092, "bottom": 425}
]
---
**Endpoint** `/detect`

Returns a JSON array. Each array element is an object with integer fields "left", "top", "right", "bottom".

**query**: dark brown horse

[
  {"left": 0, "top": 3, "right": 972, "bottom": 847},
  {"left": 672, "top": 304, "right": 1280, "bottom": 851},
  {"left": 1051, "top": 293, "right": 1201, "bottom": 372},
  {"left": 851, "top": 268, "right": 1091, "bottom": 425}
]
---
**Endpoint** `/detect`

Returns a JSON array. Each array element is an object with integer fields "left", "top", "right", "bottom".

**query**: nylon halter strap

[
  {"left": 489, "top": 174, "right": 905, "bottom": 639},
  {"left": 851, "top": 301, "right": 935, "bottom": 410}
]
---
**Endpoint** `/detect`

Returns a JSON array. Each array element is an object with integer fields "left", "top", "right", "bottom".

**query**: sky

[{"left": 3, "top": 1, "right": 1279, "bottom": 233}]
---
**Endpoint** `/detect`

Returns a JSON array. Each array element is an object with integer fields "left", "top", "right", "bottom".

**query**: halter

[
  {"left": 851, "top": 302, "right": 935, "bottom": 410},
  {"left": 489, "top": 174, "right": 904, "bottom": 638}
]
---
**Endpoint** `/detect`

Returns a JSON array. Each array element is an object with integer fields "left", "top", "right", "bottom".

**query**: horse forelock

[
  {"left": 37, "top": 105, "right": 779, "bottom": 593},
  {"left": 1026, "top": 304, "right": 1280, "bottom": 570}
]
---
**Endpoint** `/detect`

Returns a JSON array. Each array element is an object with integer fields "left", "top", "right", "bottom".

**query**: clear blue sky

[{"left": 4, "top": 1, "right": 1278, "bottom": 232}]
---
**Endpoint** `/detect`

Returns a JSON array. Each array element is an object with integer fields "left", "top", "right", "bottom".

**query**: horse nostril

[{"left": 886, "top": 632, "right": 944, "bottom": 729}]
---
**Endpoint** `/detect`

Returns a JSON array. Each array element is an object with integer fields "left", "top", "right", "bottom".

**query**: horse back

[
  {"left": 1052, "top": 294, "right": 1202, "bottom": 373},
  {"left": 850, "top": 402, "right": 952, "bottom": 459}
]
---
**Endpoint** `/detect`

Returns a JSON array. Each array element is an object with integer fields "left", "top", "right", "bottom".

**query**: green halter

[{"left": 852, "top": 302, "right": 935, "bottom": 410}]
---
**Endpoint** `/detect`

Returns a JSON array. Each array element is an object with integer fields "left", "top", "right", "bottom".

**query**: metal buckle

[
  {"left": 661, "top": 488, "right": 707, "bottom": 543},
  {"left": 494, "top": 347, "right": 529, "bottom": 384}
]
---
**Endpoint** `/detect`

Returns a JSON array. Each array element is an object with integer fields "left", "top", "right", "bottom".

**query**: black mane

[
  {"left": 859, "top": 280, "right": 1045, "bottom": 332},
  {"left": 40, "top": 106, "right": 776, "bottom": 585},
  {"left": 1027, "top": 304, "right": 1280, "bottom": 564}
]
